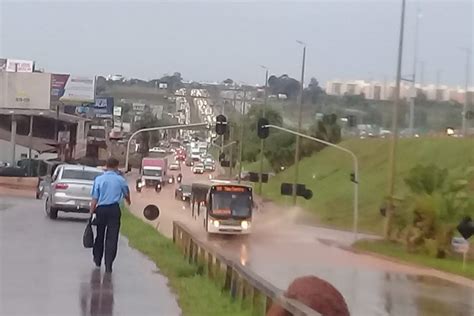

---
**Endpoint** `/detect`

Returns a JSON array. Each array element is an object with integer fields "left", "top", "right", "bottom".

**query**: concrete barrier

[{"left": 0, "top": 177, "right": 39, "bottom": 198}]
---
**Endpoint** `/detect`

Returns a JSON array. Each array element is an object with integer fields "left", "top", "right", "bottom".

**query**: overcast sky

[{"left": 0, "top": 0, "right": 472, "bottom": 87}]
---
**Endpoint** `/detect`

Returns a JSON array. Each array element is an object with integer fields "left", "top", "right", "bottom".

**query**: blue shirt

[{"left": 91, "top": 171, "right": 130, "bottom": 206}]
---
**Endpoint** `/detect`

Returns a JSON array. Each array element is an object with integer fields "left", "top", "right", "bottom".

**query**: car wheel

[
  {"left": 49, "top": 208, "right": 58, "bottom": 220},
  {"left": 46, "top": 198, "right": 58, "bottom": 219}
]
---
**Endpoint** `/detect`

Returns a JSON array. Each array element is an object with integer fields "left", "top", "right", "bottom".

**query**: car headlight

[
  {"left": 241, "top": 221, "right": 249, "bottom": 230},
  {"left": 213, "top": 220, "right": 220, "bottom": 228}
]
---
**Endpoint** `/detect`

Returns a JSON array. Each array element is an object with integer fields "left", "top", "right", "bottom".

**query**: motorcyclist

[{"left": 177, "top": 173, "right": 183, "bottom": 183}]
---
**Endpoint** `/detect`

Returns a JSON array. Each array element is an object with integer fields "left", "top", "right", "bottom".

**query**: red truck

[{"left": 136, "top": 157, "right": 169, "bottom": 192}]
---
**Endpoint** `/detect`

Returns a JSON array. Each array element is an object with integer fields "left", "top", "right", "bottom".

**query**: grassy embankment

[
  {"left": 120, "top": 208, "right": 251, "bottom": 316},
  {"left": 259, "top": 137, "right": 474, "bottom": 278}
]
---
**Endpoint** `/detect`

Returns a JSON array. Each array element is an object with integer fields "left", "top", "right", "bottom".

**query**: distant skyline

[{"left": 1, "top": 0, "right": 472, "bottom": 87}]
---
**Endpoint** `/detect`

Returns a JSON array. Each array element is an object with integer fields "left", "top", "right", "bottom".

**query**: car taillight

[{"left": 55, "top": 183, "right": 69, "bottom": 190}]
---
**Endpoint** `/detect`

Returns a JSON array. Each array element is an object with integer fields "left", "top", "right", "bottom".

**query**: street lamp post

[
  {"left": 292, "top": 40, "right": 306, "bottom": 205},
  {"left": 408, "top": 5, "right": 422, "bottom": 136},
  {"left": 258, "top": 65, "right": 269, "bottom": 194},
  {"left": 385, "top": 0, "right": 407, "bottom": 239},
  {"left": 461, "top": 48, "right": 472, "bottom": 136}
]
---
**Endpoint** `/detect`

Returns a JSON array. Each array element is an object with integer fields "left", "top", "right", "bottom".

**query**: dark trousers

[{"left": 92, "top": 203, "right": 121, "bottom": 269}]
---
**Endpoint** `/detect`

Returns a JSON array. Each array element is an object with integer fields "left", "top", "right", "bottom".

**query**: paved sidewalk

[{"left": 0, "top": 196, "right": 181, "bottom": 316}]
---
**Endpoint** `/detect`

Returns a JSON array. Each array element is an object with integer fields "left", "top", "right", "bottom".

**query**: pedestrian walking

[{"left": 90, "top": 157, "right": 131, "bottom": 273}]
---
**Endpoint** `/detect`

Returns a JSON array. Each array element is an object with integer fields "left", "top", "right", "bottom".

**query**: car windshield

[
  {"left": 143, "top": 169, "right": 162, "bottom": 176},
  {"left": 61, "top": 169, "right": 102, "bottom": 181},
  {"left": 211, "top": 192, "right": 252, "bottom": 218}
]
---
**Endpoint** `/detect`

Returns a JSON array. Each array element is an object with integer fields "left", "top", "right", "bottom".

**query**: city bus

[{"left": 201, "top": 181, "right": 254, "bottom": 235}]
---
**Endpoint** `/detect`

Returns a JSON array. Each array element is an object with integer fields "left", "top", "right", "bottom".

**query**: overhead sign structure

[
  {"left": 50, "top": 74, "right": 95, "bottom": 104},
  {"left": 5, "top": 59, "right": 34, "bottom": 72}
]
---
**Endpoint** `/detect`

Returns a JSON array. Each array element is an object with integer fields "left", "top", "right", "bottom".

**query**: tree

[
  {"left": 267, "top": 74, "right": 300, "bottom": 100},
  {"left": 400, "top": 164, "right": 474, "bottom": 258},
  {"left": 223, "top": 78, "right": 234, "bottom": 85},
  {"left": 304, "top": 77, "right": 324, "bottom": 104},
  {"left": 160, "top": 72, "right": 183, "bottom": 92}
]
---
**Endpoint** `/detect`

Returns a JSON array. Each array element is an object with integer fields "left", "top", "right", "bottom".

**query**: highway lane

[
  {"left": 0, "top": 196, "right": 180, "bottom": 316},
  {"left": 129, "top": 164, "right": 474, "bottom": 316}
]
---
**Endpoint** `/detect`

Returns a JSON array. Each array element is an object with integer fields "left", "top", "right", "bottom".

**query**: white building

[{"left": 325, "top": 79, "right": 473, "bottom": 104}]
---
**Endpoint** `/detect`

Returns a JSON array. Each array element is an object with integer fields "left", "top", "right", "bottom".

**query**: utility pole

[
  {"left": 238, "top": 89, "right": 247, "bottom": 184},
  {"left": 10, "top": 115, "right": 17, "bottom": 167},
  {"left": 385, "top": 0, "right": 406, "bottom": 239},
  {"left": 258, "top": 66, "right": 269, "bottom": 194},
  {"left": 419, "top": 61, "right": 425, "bottom": 87},
  {"left": 462, "top": 48, "right": 472, "bottom": 136},
  {"left": 28, "top": 116, "right": 34, "bottom": 176},
  {"left": 292, "top": 41, "right": 306, "bottom": 205},
  {"left": 408, "top": 4, "right": 421, "bottom": 136}
]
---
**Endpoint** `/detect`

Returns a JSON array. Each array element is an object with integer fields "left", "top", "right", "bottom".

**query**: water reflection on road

[
  {"left": 209, "top": 232, "right": 474, "bottom": 316},
  {"left": 80, "top": 269, "right": 114, "bottom": 316}
]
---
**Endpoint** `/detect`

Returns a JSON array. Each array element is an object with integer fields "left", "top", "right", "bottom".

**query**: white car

[
  {"left": 192, "top": 163, "right": 205, "bottom": 174},
  {"left": 169, "top": 162, "right": 180, "bottom": 171},
  {"left": 149, "top": 147, "right": 166, "bottom": 154}
]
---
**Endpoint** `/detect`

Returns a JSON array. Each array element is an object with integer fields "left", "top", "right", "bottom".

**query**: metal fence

[{"left": 172, "top": 221, "right": 321, "bottom": 316}]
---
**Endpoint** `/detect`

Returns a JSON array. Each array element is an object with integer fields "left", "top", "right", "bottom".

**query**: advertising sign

[
  {"left": 6, "top": 59, "right": 34, "bottom": 72},
  {"left": 132, "top": 103, "right": 145, "bottom": 112},
  {"left": 91, "top": 97, "right": 114, "bottom": 119},
  {"left": 50, "top": 74, "right": 95, "bottom": 103},
  {"left": 0, "top": 72, "right": 51, "bottom": 109},
  {"left": 113, "top": 106, "right": 122, "bottom": 117}
]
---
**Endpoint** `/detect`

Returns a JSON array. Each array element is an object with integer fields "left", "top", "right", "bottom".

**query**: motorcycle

[
  {"left": 177, "top": 174, "right": 182, "bottom": 183},
  {"left": 168, "top": 175, "right": 175, "bottom": 184},
  {"left": 155, "top": 181, "right": 162, "bottom": 193}
]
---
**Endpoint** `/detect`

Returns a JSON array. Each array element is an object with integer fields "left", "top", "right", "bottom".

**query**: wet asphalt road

[
  {"left": 0, "top": 196, "right": 180, "bottom": 316},
  {"left": 130, "top": 166, "right": 474, "bottom": 316}
]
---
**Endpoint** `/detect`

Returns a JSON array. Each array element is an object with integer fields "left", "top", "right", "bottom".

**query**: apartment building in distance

[{"left": 325, "top": 80, "right": 473, "bottom": 105}]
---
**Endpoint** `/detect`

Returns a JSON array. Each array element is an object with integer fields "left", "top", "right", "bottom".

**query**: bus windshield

[{"left": 211, "top": 191, "right": 252, "bottom": 218}]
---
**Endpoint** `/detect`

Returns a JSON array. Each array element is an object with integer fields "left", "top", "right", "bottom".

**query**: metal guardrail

[{"left": 172, "top": 221, "right": 321, "bottom": 316}]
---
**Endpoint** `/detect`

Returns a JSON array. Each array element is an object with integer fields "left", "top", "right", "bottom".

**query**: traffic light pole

[
  {"left": 258, "top": 68, "right": 269, "bottom": 194},
  {"left": 238, "top": 90, "right": 247, "bottom": 184},
  {"left": 125, "top": 122, "right": 208, "bottom": 171},
  {"left": 264, "top": 124, "right": 359, "bottom": 241}
]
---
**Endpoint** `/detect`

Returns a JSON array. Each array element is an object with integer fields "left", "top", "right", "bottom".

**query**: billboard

[
  {"left": 0, "top": 72, "right": 51, "bottom": 109},
  {"left": 91, "top": 97, "right": 114, "bottom": 119},
  {"left": 50, "top": 74, "right": 95, "bottom": 103},
  {"left": 0, "top": 59, "right": 6, "bottom": 71},
  {"left": 132, "top": 103, "right": 145, "bottom": 112},
  {"left": 5, "top": 59, "right": 34, "bottom": 72},
  {"left": 113, "top": 106, "right": 122, "bottom": 117}
]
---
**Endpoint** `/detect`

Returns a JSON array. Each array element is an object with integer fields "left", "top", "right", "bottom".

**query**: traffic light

[
  {"left": 219, "top": 152, "right": 225, "bottom": 162},
  {"left": 215, "top": 114, "right": 228, "bottom": 135},
  {"left": 280, "top": 183, "right": 313, "bottom": 200},
  {"left": 457, "top": 216, "right": 474, "bottom": 239},
  {"left": 257, "top": 118, "right": 269, "bottom": 139},
  {"left": 248, "top": 172, "right": 269, "bottom": 183}
]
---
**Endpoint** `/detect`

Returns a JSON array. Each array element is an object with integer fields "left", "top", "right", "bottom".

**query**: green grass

[
  {"left": 261, "top": 137, "right": 474, "bottom": 234},
  {"left": 354, "top": 239, "right": 474, "bottom": 280},
  {"left": 120, "top": 208, "right": 251, "bottom": 316},
  {"left": 242, "top": 158, "right": 273, "bottom": 173}
]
